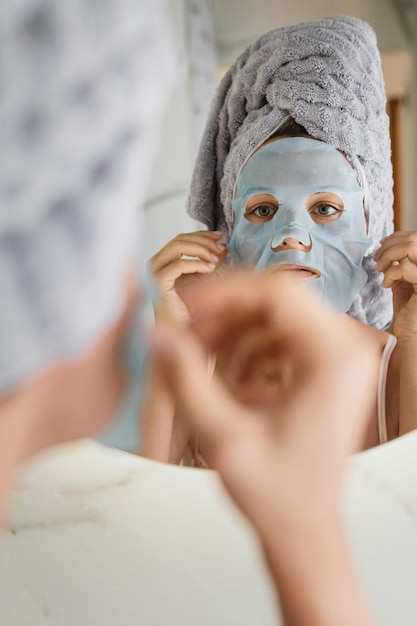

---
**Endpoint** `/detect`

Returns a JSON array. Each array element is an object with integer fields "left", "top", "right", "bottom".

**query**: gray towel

[
  {"left": 187, "top": 15, "right": 393, "bottom": 329},
  {"left": 0, "top": 0, "right": 177, "bottom": 393}
]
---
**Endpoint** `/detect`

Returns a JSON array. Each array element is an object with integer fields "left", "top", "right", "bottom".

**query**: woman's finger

[
  {"left": 155, "top": 258, "right": 218, "bottom": 291},
  {"left": 151, "top": 232, "right": 225, "bottom": 272},
  {"left": 382, "top": 257, "right": 417, "bottom": 289},
  {"left": 375, "top": 241, "right": 417, "bottom": 272},
  {"left": 374, "top": 232, "right": 417, "bottom": 262}
]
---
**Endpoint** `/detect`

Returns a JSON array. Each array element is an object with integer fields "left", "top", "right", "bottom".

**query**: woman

[{"left": 145, "top": 16, "right": 417, "bottom": 464}]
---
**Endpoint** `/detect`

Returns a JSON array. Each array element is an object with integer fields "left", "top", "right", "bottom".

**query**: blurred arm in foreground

[{"left": 152, "top": 271, "right": 378, "bottom": 626}]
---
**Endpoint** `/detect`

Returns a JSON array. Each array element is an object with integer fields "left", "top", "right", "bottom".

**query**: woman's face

[{"left": 228, "top": 137, "right": 370, "bottom": 313}]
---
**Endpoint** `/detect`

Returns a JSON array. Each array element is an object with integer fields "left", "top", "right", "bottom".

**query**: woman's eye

[
  {"left": 244, "top": 196, "right": 278, "bottom": 223},
  {"left": 255, "top": 205, "right": 273, "bottom": 217},
  {"left": 309, "top": 203, "right": 345, "bottom": 224},
  {"left": 252, "top": 205, "right": 276, "bottom": 218},
  {"left": 313, "top": 203, "right": 338, "bottom": 217}
]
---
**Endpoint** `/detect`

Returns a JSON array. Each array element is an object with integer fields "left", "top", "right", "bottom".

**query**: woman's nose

[{"left": 271, "top": 236, "right": 312, "bottom": 253}]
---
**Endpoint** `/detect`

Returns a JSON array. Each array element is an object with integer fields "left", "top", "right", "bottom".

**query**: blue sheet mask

[
  {"left": 96, "top": 239, "right": 155, "bottom": 452},
  {"left": 228, "top": 137, "right": 371, "bottom": 313}
]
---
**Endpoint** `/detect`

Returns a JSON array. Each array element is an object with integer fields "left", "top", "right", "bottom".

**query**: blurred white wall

[
  {"left": 213, "top": 0, "right": 409, "bottom": 65},
  {"left": 143, "top": 0, "right": 217, "bottom": 258}
]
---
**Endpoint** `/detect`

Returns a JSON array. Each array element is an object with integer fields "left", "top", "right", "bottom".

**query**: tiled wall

[{"left": 143, "top": 0, "right": 217, "bottom": 259}]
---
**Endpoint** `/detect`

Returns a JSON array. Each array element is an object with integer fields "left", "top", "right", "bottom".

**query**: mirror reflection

[
  {"left": 144, "top": 3, "right": 415, "bottom": 466},
  {"left": 1, "top": 2, "right": 417, "bottom": 626}
]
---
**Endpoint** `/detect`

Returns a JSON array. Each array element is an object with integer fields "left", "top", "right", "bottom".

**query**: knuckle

[
  {"left": 410, "top": 240, "right": 417, "bottom": 254},
  {"left": 172, "top": 233, "right": 187, "bottom": 247},
  {"left": 404, "top": 234, "right": 417, "bottom": 252},
  {"left": 172, "top": 240, "right": 186, "bottom": 256},
  {"left": 173, "top": 258, "right": 186, "bottom": 269}
]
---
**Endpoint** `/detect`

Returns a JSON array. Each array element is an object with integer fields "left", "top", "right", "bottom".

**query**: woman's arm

[
  {"left": 140, "top": 231, "right": 226, "bottom": 462},
  {"left": 374, "top": 231, "right": 417, "bottom": 436},
  {"left": 261, "top": 516, "right": 374, "bottom": 626},
  {"left": 151, "top": 271, "right": 378, "bottom": 626},
  {"left": 396, "top": 337, "right": 417, "bottom": 436}
]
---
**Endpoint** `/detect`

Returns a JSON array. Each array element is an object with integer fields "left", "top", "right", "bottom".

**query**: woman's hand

[
  {"left": 374, "top": 231, "right": 417, "bottom": 339},
  {"left": 150, "top": 231, "right": 227, "bottom": 324},
  {"left": 151, "top": 271, "right": 378, "bottom": 626},
  {"left": 151, "top": 271, "right": 378, "bottom": 527}
]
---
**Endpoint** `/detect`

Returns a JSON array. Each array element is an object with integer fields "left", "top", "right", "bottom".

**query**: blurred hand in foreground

[{"left": 151, "top": 270, "right": 378, "bottom": 626}]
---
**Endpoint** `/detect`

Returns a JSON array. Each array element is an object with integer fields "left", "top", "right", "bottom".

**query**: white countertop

[{"left": 1, "top": 432, "right": 417, "bottom": 625}]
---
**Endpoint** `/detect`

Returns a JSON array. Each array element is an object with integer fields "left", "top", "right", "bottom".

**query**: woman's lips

[{"left": 265, "top": 264, "right": 321, "bottom": 280}]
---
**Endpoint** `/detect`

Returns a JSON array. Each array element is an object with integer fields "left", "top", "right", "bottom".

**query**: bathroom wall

[{"left": 143, "top": 0, "right": 218, "bottom": 258}]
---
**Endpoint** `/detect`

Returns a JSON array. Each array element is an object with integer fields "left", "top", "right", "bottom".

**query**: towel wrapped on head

[
  {"left": 0, "top": 0, "right": 176, "bottom": 393},
  {"left": 187, "top": 15, "right": 393, "bottom": 329}
]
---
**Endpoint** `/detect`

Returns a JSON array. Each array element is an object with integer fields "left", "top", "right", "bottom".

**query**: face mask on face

[{"left": 228, "top": 137, "right": 371, "bottom": 313}]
